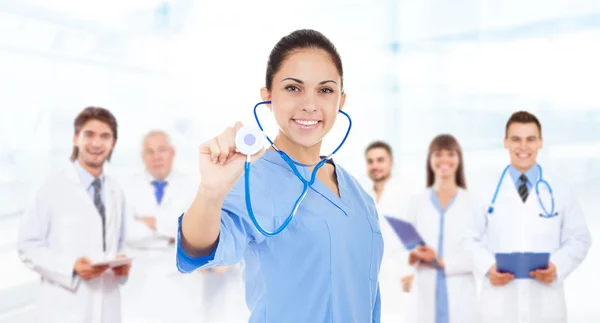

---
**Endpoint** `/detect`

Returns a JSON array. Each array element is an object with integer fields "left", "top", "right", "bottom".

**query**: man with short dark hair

[
  {"left": 365, "top": 140, "right": 414, "bottom": 323},
  {"left": 465, "top": 111, "right": 592, "bottom": 323},
  {"left": 18, "top": 106, "right": 131, "bottom": 323}
]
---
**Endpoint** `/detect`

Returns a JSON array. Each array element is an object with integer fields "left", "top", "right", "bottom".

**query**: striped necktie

[
  {"left": 91, "top": 178, "right": 106, "bottom": 252},
  {"left": 518, "top": 174, "right": 529, "bottom": 202}
]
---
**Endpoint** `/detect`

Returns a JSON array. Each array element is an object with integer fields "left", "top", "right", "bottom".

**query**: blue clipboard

[
  {"left": 384, "top": 216, "right": 443, "bottom": 269},
  {"left": 384, "top": 216, "right": 425, "bottom": 250},
  {"left": 495, "top": 252, "right": 550, "bottom": 279}
]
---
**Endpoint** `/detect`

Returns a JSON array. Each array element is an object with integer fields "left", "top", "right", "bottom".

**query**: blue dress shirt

[
  {"left": 74, "top": 160, "right": 104, "bottom": 202},
  {"left": 508, "top": 164, "right": 539, "bottom": 193}
]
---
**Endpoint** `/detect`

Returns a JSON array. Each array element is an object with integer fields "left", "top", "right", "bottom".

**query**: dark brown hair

[
  {"left": 70, "top": 107, "right": 118, "bottom": 162},
  {"left": 266, "top": 29, "right": 343, "bottom": 91},
  {"left": 426, "top": 134, "right": 466, "bottom": 188},
  {"left": 505, "top": 111, "right": 542, "bottom": 138},
  {"left": 365, "top": 140, "right": 393, "bottom": 160}
]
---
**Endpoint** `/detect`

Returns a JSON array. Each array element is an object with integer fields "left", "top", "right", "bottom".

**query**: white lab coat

[
  {"left": 119, "top": 170, "right": 205, "bottom": 322},
  {"left": 367, "top": 179, "right": 414, "bottom": 323},
  {"left": 404, "top": 188, "right": 478, "bottom": 323},
  {"left": 18, "top": 163, "right": 127, "bottom": 323},
  {"left": 465, "top": 169, "right": 592, "bottom": 323},
  {"left": 199, "top": 265, "right": 249, "bottom": 323}
]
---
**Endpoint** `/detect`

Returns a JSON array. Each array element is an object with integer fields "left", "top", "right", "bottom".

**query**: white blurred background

[{"left": 0, "top": 0, "right": 598, "bottom": 322}]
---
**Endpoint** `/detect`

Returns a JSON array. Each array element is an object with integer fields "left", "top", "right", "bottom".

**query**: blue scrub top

[{"left": 176, "top": 149, "right": 384, "bottom": 323}]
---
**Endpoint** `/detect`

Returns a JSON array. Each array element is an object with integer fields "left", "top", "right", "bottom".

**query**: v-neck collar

[
  {"left": 261, "top": 149, "right": 350, "bottom": 216},
  {"left": 429, "top": 188, "right": 459, "bottom": 215}
]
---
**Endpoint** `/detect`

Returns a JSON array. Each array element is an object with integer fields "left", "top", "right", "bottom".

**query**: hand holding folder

[
  {"left": 384, "top": 216, "right": 425, "bottom": 250},
  {"left": 495, "top": 252, "right": 550, "bottom": 279},
  {"left": 384, "top": 216, "right": 443, "bottom": 269},
  {"left": 530, "top": 261, "right": 557, "bottom": 284}
]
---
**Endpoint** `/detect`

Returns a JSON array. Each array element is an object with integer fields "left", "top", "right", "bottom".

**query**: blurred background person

[
  {"left": 120, "top": 130, "right": 204, "bottom": 323},
  {"left": 17, "top": 107, "right": 131, "bottom": 323},
  {"left": 364, "top": 140, "right": 415, "bottom": 323},
  {"left": 404, "top": 134, "right": 478, "bottom": 323}
]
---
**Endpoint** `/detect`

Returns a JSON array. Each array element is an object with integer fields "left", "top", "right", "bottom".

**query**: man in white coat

[
  {"left": 465, "top": 111, "right": 592, "bottom": 323},
  {"left": 120, "top": 130, "right": 207, "bottom": 322},
  {"left": 365, "top": 141, "right": 415, "bottom": 323},
  {"left": 18, "top": 106, "right": 131, "bottom": 323}
]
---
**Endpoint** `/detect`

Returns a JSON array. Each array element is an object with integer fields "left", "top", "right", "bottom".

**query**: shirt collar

[
  {"left": 73, "top": 159, "right": 104, "bottom": 189},
  {"left": 508, "top": 163, "right": 540, "bottom": 184},
  {"left": 144, "top": 170, "right": 172, "bottom": 184}
]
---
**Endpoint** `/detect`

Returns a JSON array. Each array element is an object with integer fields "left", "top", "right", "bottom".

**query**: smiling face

[
  {"left": 429, "top": 149, "right": 460, "bottom": 181},
  {"left": 260, "top": 48, "right": 346, "bottom": 149},
  {"left": 504, "top": 122, "right": 543, "bottom": 172},
  {"left": 366, "top": 147, "right": 393, "bottom": 182},
  {"left": 73, "top": 119, "right": 116, "bottom": 171}
]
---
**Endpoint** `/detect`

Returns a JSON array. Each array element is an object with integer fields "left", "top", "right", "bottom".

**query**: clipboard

[
  {"left": 384, "top": 216, "right": 442, "bottom": 269},
  {"left": 384, "top": 216, "right": 426, "bottom": 250},
  {"left": 91, "top": 257, "right": 134, "bottom": 268},
  {"left": 495, "top": 252, "right": 550, "bottom": 279}
]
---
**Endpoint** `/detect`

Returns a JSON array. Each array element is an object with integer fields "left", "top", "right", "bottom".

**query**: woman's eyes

[{"left": 284, "top": 86, "right": 334, "bottom": 93}]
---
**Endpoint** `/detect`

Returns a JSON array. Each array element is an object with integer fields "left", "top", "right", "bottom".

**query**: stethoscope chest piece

[{"left": 235, "top": 126, "right": 264, "bottom": 156}]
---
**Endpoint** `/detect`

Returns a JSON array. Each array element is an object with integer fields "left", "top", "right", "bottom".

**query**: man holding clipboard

[
  {"left": 464, "top": 112, "right": 592, "bottom": 323},
  {"left": 18, "top": 107, "right": 132, "bottom": 323}
]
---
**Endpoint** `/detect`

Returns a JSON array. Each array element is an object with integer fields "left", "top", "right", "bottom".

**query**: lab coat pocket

[
  {"left": 532, "top": 215, "right": 562, "bottom": 244},
  {"left": 366, "top": 216, "right": 383, "bottom": 281}
]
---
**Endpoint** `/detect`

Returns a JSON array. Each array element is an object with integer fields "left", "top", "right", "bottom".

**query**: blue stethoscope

[
  {"left": 242, "top": 100, "right": 352, "bottom": 237},
  {"left": 487, "top": 164, "right": 556, "bottom": 218}
]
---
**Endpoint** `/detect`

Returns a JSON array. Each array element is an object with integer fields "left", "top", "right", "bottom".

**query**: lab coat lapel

[
  {"left": 65, "top": 164, "right": 102, "bottom": 217},
  {"left": 499, "top": 171, "right": 523, "bottom": 208},
  {"left": 498, "top": 171, "right": 540, "bottom": 218},
  {"left": 65, "top": 163, "right": 120, "bottom": 256}
]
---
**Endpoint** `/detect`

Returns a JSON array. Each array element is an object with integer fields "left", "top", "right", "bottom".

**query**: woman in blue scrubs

[{"left": 177, "top": 29, "right": 384, "bottom": 323}]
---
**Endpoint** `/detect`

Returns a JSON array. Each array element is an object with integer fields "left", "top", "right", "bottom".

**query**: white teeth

[{"left": 294, "top": 120, "right": 318, "bottom": 126}]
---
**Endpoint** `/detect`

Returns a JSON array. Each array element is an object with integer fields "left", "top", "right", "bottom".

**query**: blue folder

[
  {"left": 495, "top": 252, "right": 550, "bottom": 279},
  {"left": 384, "top": 216, "right": 443, "bottom": 269},
  {"left": 384, "top": 216, "right": 425, "bottom": 250}
]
